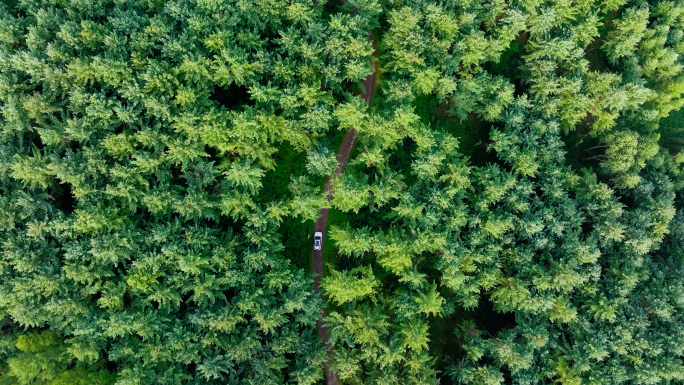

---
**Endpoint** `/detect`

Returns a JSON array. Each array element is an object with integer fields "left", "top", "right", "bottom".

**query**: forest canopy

[{"left": 0, "top": 0, "right": 683, "bottom": 384}]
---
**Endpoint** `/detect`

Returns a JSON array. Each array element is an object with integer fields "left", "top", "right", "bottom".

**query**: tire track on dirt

[{"left": 311, "top": 28, "right": 377, "bottom": 385}]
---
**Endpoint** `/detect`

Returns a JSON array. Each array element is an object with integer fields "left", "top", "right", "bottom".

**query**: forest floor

[{"left": 312, "top": 31, "right": 377, "bottom": 385}]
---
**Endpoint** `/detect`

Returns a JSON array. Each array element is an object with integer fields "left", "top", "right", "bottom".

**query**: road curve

[{"left": 312, "top": 30, "right": 377, "bottom": 385}]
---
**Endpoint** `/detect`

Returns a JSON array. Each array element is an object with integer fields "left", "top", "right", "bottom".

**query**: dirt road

[{"left": 311, "top": 30, "right": 377, "bottom": 385}]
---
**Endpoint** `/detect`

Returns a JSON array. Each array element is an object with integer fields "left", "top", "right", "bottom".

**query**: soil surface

[{"left": 311, "top": 30, "right": 377, "bottom": 385}]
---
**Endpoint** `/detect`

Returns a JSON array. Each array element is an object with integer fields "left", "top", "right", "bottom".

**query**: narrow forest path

[{"left": 311, "top": 30, "right": 377, "bottom": 385}]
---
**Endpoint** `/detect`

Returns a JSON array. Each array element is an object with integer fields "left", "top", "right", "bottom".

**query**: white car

[{"left": 313, "top": 231, "right": 322, "bottom": 251}]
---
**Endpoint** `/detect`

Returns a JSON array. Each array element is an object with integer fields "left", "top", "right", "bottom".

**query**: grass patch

[
  {"left": 280, "top": 218, "right": 315, "bottom": 273},
  {"left": 387, "top": 136, "right": 418, "bottom": 186},
  {"left": 257, "top": 141, "right": 324, "bottom": 272},
  {"left": 324, "top": 208, "right": 351, "bottom": 264},
  {"left": 485, "top": 39, "right": 525, "bottom": 91},
  {"left": 413, "top": 94, "right": 493, "bottom": 166},
  {"left": 257, "top": 142, "right": 311, "bottom": 271},
  {"left": 660, "top": 106, "right": 684, "bottom": 154},
  {"left": 259, "top": 123, "right": 353, "bottom": 273},
  {"left": 431, "top": 298, "right": 516, "bottom": 384},
  {"left": 483, "top": 31, "right": 529, "bottom": 97},
  {"left": 370, "top": 27, "right": 385, "bottom": 106},
  {"left": 210, "top": 83, "right": 254, "bottom": 110},
  {"left": 258, "top": 141, "right": 319, "bottom": 203}
]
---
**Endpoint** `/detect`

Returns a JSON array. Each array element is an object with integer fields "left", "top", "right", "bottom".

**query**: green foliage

[
  {"left": 324, "top": 0, "right": 684, "bottom": 376},
  {"left": 2, "top": 0, "right": 684, "bottom": 384},
  {"left": 5, "top": 331, "right": 115, "bottom": 385},
  {"left": 0, "top": 0, "right": 380, "bottom": 383},
  {"left": 330, "top": 173, "right": 370, "bottom": 213},
  {"left": 305, "top": 144, "right": 339, "bottom": 177},
  {"left": 603, "top": 7, "right": 650, "bottom": 64},
  {"left": 323, "top": 266, "right": 379, "bottom": 305}
]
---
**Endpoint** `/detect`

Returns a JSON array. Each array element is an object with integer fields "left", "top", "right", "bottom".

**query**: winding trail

[{"left": 311, "top": 30, "right": 377, "bottom": 385}]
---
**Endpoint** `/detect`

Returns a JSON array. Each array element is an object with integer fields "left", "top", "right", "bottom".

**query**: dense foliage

[
  {"left": 322, "top": 0, "right": 684, "bottom": 383},
  {"left": 0, "top": 0, "right": 377, "bottom": 383},
  {"left": 1, "top": 0, "right": 683, "bottom": 384}
]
